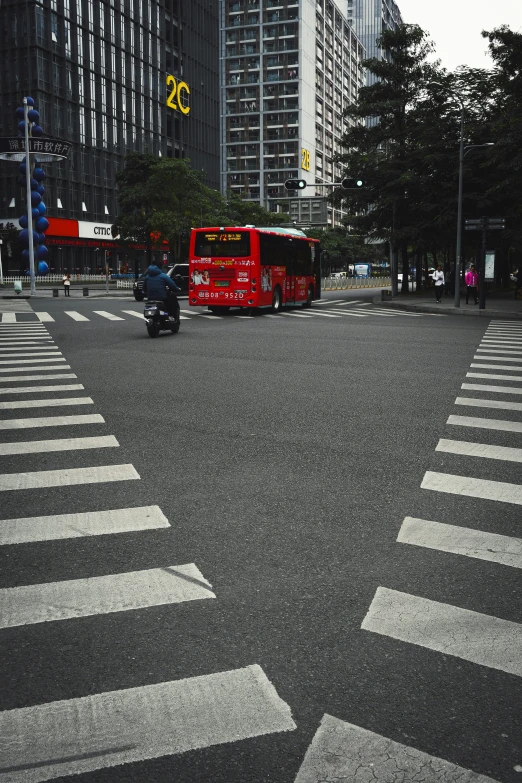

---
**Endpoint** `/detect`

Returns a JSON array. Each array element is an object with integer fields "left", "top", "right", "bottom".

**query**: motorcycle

[{"left": 143, "top": 296, "right": 180, "bottom": 338}]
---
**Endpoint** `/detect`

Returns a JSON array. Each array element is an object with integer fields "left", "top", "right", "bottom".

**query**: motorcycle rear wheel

[{"left": 147, "top": 321, "right": 160, "bottom": 338}]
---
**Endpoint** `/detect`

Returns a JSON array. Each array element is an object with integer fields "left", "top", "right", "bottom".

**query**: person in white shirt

[{"left": 431, "top": 265, "right": 445, "bottom": 302}]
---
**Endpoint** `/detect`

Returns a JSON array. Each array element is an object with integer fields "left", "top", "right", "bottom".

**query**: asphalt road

[{"left": 0, "top": 291, "right": 520, "bottom": 782}]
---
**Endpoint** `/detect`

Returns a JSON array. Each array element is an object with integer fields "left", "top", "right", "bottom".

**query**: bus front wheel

[
  {"left": 271, "top": 286, "right": 282, "bottom": 314},
  {"left": 302, "top": 286, "right": 314, "bottom": 308}
]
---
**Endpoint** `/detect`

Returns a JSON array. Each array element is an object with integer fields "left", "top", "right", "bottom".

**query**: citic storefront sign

[
  {"left": 78, "top": 221, "right": 119, "bottom": 239},
  {"left": 43, "top": 219, "right": 119, "bottom": 240}
]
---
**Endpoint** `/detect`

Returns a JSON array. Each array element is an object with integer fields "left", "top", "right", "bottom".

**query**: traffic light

[
  {"left": 284, "top": 179, "right": 307, "bottom": 191},
  {"left": 341, "top": 178, "right": 364, "bottom": 190}
]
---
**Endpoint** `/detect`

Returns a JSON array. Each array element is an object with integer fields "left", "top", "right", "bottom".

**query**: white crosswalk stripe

[
  {"left": 0, "top": 346, "right": 58, "bottom": 352},
  {"left": 121, "top": 309, "right": 145, "bottom": 318},
  {"left": 93, "top": 310, "right": 125, "bottom": 320},
  {"left": 0, "top": 313, "right": 16, "bottom": 322},
  {"left": 0, "top": 364, "right": 70, "bottom": 373},
  {"left": 477, "top": 347, "right": 522, "bottom": 354},
  {"left": 0, "top": 434, "right": 118, "bottom": 457},
  {"left": 0, "top": 414, "right": 104, "bottom": 430},
  {"left": 447, "top": 414, "right": 522, "bottom": 433},
  {"left": 34, "top": 312, "right": 55, "bottom": 322},
  {"left": 294, "top": 715, "right": 499, "bottom": 783},
  {"left": 466, "top": 372, "right": 522, "bottom": 381},
  {"left": 0, "top": 357, "right": 65, "bottom": 365},
  {"left": 0, "top": 505, "right": 170, "bottom": 545},
  {"left": 421, "top": 470, "right": 522, "bottom": 505},
  {"left": 0, "top": 665, "right": 295, "bottom": 783},
  {"left": 0, "top": 463, "right": 139, "bottom": 492},
  {"left": 471, "top": 362, "right": 522, "bottom": 371},
  {"left": 0, "top": 384, "right": 84, "bottom": 395},
  {"left": 362, "top": 587, "right": 522, "bottom": 676},
  {"left": 0, "top": 562, "right": 212, "bottom": 628},
  {"left": 65, "top": 311, "right": 90, "bottom": 321},
  {"left": 436, "top": 438, "right": 522, "bottom": 462},
  {"left": 0, "top": 396, "right": 93, "bottom": 410},
  {"left": 474, "top": 354, "right": 522, "bottom": 363},
  {"left": 0, "top": 373, "right": 77, "bottom": 383},
  {"left": 455, "top": 396, "right": 522, "bottom": 412},
  {"left": 398, "top": 517, "right": 522, "bottom": 569},
  {"left": 461, "top": 382, "right": 522, "bottom": 394}
]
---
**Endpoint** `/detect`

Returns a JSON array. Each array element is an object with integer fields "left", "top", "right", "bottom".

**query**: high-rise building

[
  {"left": 347, "top": 0, "right": 403, "bottom": 87},
  {"left": 0, "top": 0, "right": 219, "bottom": 273},
  {"left": 220, "top": 0, "right": 365, "bottom": 227}
]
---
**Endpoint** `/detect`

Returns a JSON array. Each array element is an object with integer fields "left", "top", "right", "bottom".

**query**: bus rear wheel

[
  {"left": 271, "top": 286, "right": 282, "bottom": 314},
  {"left": 302, "top": 286, "right": 314, "bottom": 308}
]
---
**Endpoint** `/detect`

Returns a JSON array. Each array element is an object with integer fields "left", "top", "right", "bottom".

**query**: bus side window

[{"left": 295, "top": 240, "right": 311, "bottom": 275}]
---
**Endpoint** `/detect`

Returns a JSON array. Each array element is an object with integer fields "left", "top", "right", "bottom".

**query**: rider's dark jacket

[{"left": 142, "top": 265, "right": 181, "bottom": 299}]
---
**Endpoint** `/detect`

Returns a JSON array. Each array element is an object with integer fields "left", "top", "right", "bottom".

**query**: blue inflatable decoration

[
  {"left": 36, "top": 184, "right": 45, "bottom": 195},
  {"left": 32, "top": 126, "right": 44, "bottom": 137},
  {"left": 27, "top": 109, "right": 40, "bottom": 123},
  {"left": 38, "top": 233, "right": 47, "bottom": 244},
  {"left": 30, "top": 178, "right": 39, "bottom": 190},
  {"left": 19, "top": 229, "right": 35, "bottom": 247},
  {"left": 26, "top": 97, "right": 35, "bottom": 106},
  {"left": 37, "top": 202, "right": 47, "bottom": 215},
  {"left": 18, "top": 215, "right": 29, "bottom": 229},
  {"left": 38, "top": 261, "right": 49, "bottom": 275},
  {"left": 35, "top": 216, "right": 50, "bottom": 233},
  {"left": 32, "top": 207, "right": 40, "bottom": 220},
  {"left": 18, "top": 120, "right": 26, "bottom": 133},
  {"left": 15, "top": 107, "right": 25, "bottom": 119},
  {"left": 31, "top": 191, "right": 42, "bottom": 207},
  {"left": 33, "top": 168, "right": 46, "bottom": 182},
  {"left": 37, "top": 245, "right": 48, "bottom": 260}
]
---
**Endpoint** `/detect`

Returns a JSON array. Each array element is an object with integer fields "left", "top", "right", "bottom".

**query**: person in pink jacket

[{"left": 465, "top": 265, "right": 479, "bottom": 304}]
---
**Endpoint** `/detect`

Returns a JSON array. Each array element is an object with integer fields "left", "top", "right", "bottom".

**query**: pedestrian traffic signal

[
  {"left": 284, "top": 179, "right": 307, "bottom": 190},
  {"left": 341, "top": 178, "right": 364, "bottom": 190}
]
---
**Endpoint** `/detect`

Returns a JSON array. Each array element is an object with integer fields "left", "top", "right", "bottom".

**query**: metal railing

[
  {"left": 1, "top": 274, "right": 110, "bottom": 285},
  {"left": 322, "top": 276, "right": 391, "bottom": 290}
]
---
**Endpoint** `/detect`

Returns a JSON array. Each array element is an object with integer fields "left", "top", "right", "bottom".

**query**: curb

[{"left": 373, "top": 295, "right": 522, "bottom": 320}]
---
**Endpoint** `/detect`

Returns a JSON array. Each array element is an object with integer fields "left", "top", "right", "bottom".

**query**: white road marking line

[
  {"left": 0, "top": 373, "right": 77, "bottom": 383},
  {"left": 0, "top": 342, "right": 54, "bottom": 346},
  {"left": 121, "top": 309, "right": 145, "bottom": 318},
  {"left": 480, "top": 343, "right": 522, "bottom": 350},
  {"left": 0, "top": 358, "right": 66, "bottom": 366},
  {"left": 0, "top": 384, "right": 84, "bottom": 396},
  {"left": 436, "top": 438, "right": 522, "bottom": 462},
  {"left": 0, "top": 346, "right": 59, "bottom": 352},
  {"left": 0, "top": 414, "right": 104, "bottom": 431},
  {"left": 0, "top": 435, "right": 118, "bottom": 457},
  {"left": 34, "top": 312, "right": 55, "bottom": 322},
  {"left": 179, "top": 315, "right": 191, "bottom": 320},
  {"left": 455, "top": 396, "right": 522, "bottom": 412},
  {"left": 467, "top": 372, "right": 522, "bottom": 382},
  {"left": 398, "top": 517, "right": 522, "bottom": 569},
  {"left": 293, "top": 714, "right": 499, "bottom": 783},
  {"left": 483, "top": 335, "right": 522, "bottom": 341},
  {"left": 0, "top": 560, "right": 211, "bottom": 628},
  {"left": 93, "top": 310, "right": 125, "bottom": 321},
  {"left": 281, "top": 312, "right": 313, "bottom": 318},
  {"left": 0, "top": 463, "right": 139, "bottom": 493},
  {"left": 474, "top": 354, "right": 522, "bottom": 363},
  {"left": 0, "top": 328, "right": 47, "bottom": 332},
  {"left": 0, "top": 664, "right": 295, "bottom": 782},
  {"left": 180, "top": 309, "right": 197, "bottom": 314},
  {"left": 322, "top": 309, "right": 370, "bottom": 318},
  {"left": 0, "top": 397, "right": 93, "bottom": 411},
  {"left": 471, "top": 362, "right": 522, "bottom": 372},
  {"left": 477, "top": 347, "right": 522, "bottom": 354},
  {"left": 0, "top": 505, "right": 169, "bottom": 546},
  {"left": 421, "top": 470, "right": 522, "bottom": 505},
  {"left": 461, "top": 382, "right": 522, "bottom": 395},
  {"left": 0, "top": 313, "right": 16, "bottom": 323},
  {"left": 65, "top": 311, "right": 90, "bottom": 321},
  {"left": 337, "top": 300, "right": 363, "bottom": 305},
  {"left": 315, "top": 299, "right": 345, "bottom": 305},
  {"left": 362, "top": 587, "right": 522, "bottom": 676},
  {"left": 448, "top": 414, "right": 522, "bottom": 433},
  {"left": 0, "top": 364, "right": 70, "bottom": 373},
  {"left": 196, "top": 313, "right": 222, "bottom": 319},
  {"left": 303, "top": 311, "right": 341, "bottom": 318}
]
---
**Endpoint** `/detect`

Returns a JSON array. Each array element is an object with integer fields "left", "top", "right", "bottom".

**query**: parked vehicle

[{"left": 133, "top": 264, "right": 189, "bottom": 301}]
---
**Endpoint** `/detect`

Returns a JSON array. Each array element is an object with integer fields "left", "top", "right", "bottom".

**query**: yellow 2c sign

[
  {"left": 301, "top": 148, "right": 310, "bottom": 171},
  {"left": 166, "top": 75, "right": 191, "bottom": 115}
]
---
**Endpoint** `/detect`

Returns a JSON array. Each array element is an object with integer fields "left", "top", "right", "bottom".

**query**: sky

[{"left": 397, "top": 0, "right": 522, "bottom": 72}]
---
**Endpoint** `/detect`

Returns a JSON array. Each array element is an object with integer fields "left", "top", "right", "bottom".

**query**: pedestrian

[
  {"left": 62, "top": 273, "right": 71, "bottom": 297},
  {"left": 465, "top": 265, "right": 479, "bottom": 305},
  {"left": 431, "top": 265, "right": 445, "bottom": 302},
  {"left": 515, "top": 268, "right": 521, "bottom": 300}
]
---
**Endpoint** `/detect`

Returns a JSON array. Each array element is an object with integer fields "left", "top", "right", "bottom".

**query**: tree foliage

[
  {"left": 113, "top": 155, "right": 286, "bottom": 265},
  {"left": 336, "top": 23, "right": 522, "bottom": 289}
]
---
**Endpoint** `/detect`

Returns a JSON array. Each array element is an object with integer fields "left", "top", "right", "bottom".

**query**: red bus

[{"left": 188, "top": 226, "right": 321, "bottom": 314}]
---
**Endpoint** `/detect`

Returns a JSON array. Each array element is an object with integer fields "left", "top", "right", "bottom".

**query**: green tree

[{"left": 304, "top": 228, "right": 382, "bottom": 275}]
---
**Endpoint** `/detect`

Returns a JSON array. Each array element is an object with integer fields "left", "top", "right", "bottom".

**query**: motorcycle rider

[{"left": 142, "top": 263, "right": 181, "bottom": 321}]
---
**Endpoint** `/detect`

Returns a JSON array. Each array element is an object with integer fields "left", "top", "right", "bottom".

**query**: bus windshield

[{"left": 194, "top": 231, "right": 251, "bottom": 258}]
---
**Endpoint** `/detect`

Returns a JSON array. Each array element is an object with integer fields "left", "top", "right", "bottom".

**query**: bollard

[
  {"left": 83, "top": 287, "right": 89, "bottom": 296},
  {"left": 381, "top": 289, "right": 392, "bottom": 301},
  {"left": 52, "top": 288, "right": 59, "bottom": 297}
]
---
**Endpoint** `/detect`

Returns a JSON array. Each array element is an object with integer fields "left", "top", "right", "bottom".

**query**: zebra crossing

[
  {"left": 292, "top": 318, "right": 521, "bottom": 783},
  {"left": 0, "top": 324, "right": 296, "bottom": 781},
  {"left": 0, "top": 302, "right": 440, "bottom": 326}
]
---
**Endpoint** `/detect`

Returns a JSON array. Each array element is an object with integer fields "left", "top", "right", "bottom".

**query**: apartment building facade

[
  {"left": 348, "top": 0, "right": 403, "bottom": 87},
  {"left": 220, "top": 0, "right": 365, "bottom": 226}
]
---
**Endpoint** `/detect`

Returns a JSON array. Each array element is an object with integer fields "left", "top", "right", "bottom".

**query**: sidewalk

[
  {"left": 0, "top": 286, "right": 132, "bottom": 299},
  {"left": 375, "top": 290, "right": 522, "bottom": 320}
]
